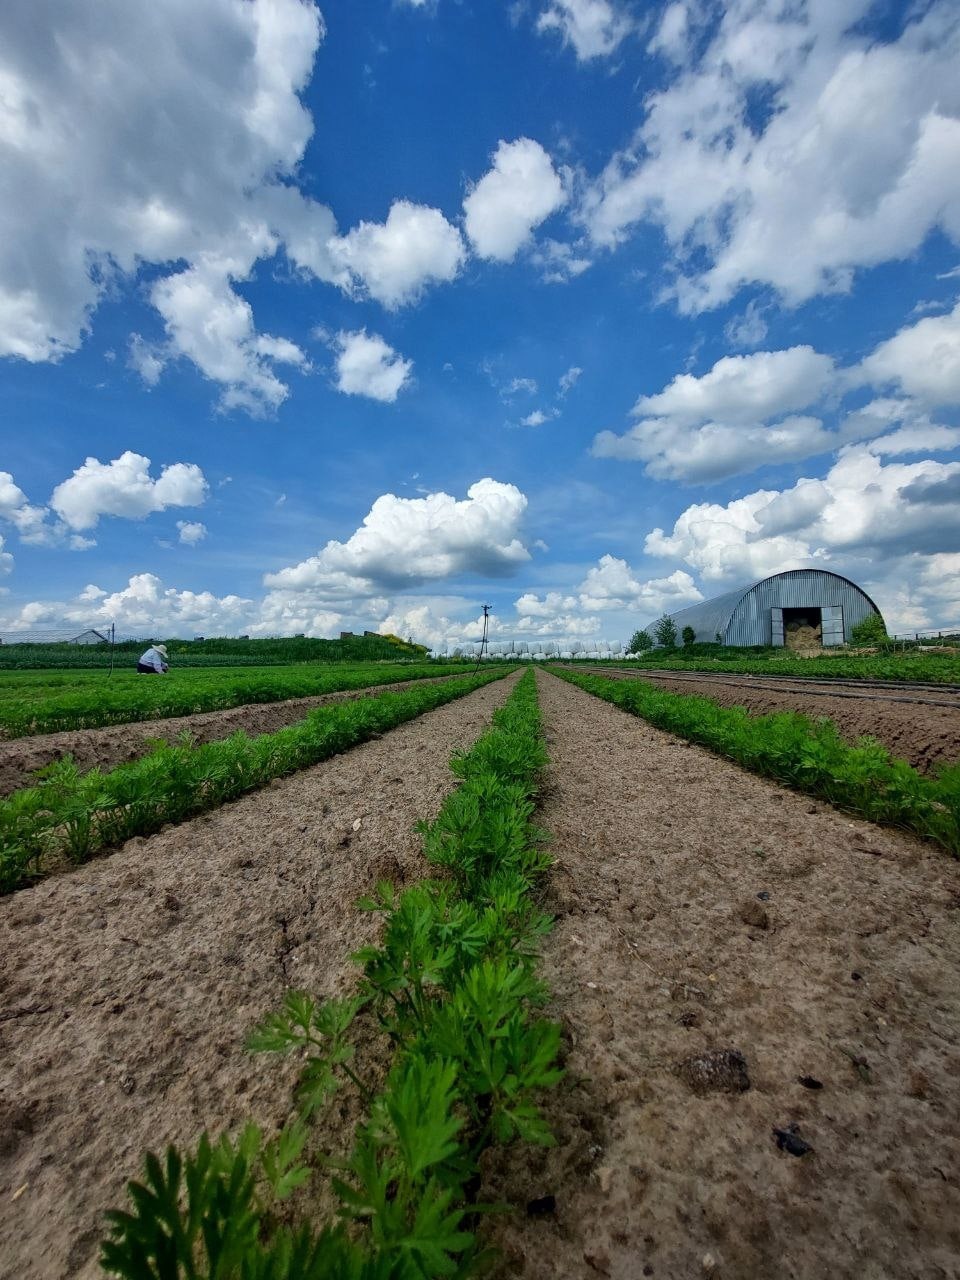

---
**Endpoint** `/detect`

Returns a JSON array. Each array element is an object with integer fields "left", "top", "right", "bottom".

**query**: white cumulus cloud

[
  {"left": 860, "top": 300, "right": 960, "bottom": 406},
  {"left": 327, "top": 201, "right": 466, "bottom": 309},
  {"left": 1, "top": 573, "right": 253, "bottom": 636},
  {"left": 582, "top": 2, "right": 960, "bottom": 311},
  {"left": 634, "top": 347, "right": 836, "bottom": 426},
  {"left": 264, "top": 479, "right": 531, "bottom": 596},
  {"left": 645, "top": 446, "right": 960, "bottom": 586},
  {"left": 592, "top": 347, "right": 840, "bottom": 481},
  {"left": 333, "top": 330, "right": 413, "bottom": 402},
  {"left": 151, "top": 265, "right": 307, "bottom": 415},
  {"left": 177, "top": 521, "right": 207, "bottom": 546},
  {"left": 50, "top": 452, "right": 208, "bottom": 531},
  {"left": 0, "top": 0, "right": 324, "bottom": 411},
  {"left": 463, "top": 139, "right": 567, "bottom": 262}
]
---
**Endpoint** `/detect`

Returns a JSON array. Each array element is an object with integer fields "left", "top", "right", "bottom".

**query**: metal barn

[{"left": 644, "top": 569, "right": 884, "bottom": 648}]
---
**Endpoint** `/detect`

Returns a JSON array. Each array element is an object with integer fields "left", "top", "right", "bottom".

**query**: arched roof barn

[{"left": 644, "top": 569, "right": 883, "bottom": 648}]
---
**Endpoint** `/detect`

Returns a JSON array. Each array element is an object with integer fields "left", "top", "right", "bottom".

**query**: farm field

[
  {"left": 0, "top": 670, "right": 480, "bottom": 798},
  {"left": 0, "top": 673, "right": 522, "bottom": 1279},
  {"left": 1, "top": 669, "right": 958, "bottom": 1278},
  {"left": 0, "top": 661, "right": 463, "bottom": 738},
  {"left": 588, "top": 666, "right": 960, "bottom": 775},
  {"left": 597, "top": 648, "right": 960, "bottom": 683},
  {"left": 483, "top": 672, "right": 960, "bottom": 1277}
]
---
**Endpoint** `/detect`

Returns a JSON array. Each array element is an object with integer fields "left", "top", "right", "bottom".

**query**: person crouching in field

[{"left": 137, "top": 643, "right": 169, "bottom": 674}]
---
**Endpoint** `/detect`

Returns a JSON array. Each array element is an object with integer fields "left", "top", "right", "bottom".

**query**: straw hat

[{"left": 155, "top": 644, "right": 168, "bottom": 656}]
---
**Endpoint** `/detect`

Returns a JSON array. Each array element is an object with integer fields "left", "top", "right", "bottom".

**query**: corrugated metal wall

[
  {"left": 725, "top": 570, "right": 880, "bottom": 646},
  {"left": 642, "top": 570, "right": 883, "bottom": 647},
  {"left": 643, "top": 585, "right": 750, "bottom": 644}
]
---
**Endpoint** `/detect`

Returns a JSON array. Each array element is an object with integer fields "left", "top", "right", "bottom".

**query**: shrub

[
  {"left": 681, "top": 626, "right": 696, "bottom": 648},
  {"left": 850, "top": 613, "right": 888, "bottom": 646},
  {"left": 628, "top": 629, "right": 653, "bottom": 653},
  {"left": 653, "top": 615, "right": 678, "bottom": 649}
]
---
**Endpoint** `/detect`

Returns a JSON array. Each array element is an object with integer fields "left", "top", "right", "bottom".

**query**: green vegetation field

[
  {"left": 0, "top": 632, "right": 430, "bottom": 669},
  {"left": 0, "top": 661, "right": 467, "bottom": 738},
  {"left": 580, "top": 645, "right": 960, "bottom": 684}
]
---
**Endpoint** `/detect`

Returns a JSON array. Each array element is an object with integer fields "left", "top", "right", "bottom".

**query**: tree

[
  {"left": 653, "top": 614, "right": 678, "bottom": 649},
  {"left": 850, "top": 613, "right": 888, "bottom": 646},
  {"left": 628, "top": 629, "right": 653, "bottom": 653},
  {"left": 681, "top": 625, "right": 696, "bottom": 648}
]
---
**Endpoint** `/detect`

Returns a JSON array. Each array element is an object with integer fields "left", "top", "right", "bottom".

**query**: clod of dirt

[
  {"left": 526, "top": 1194, "right": 556, "bottom": 1216},
  {"left": 675, "top": 1009, "right": 700, "bottom": 1028},
  {"left": 675, "top": 1048, "right": 750, "bottom": 1095},
  {"left": 0, "top": 1100, "right": 35, "bottom": 1157},
  {"left": 907, "top": 1070, "right": 930, "bottom": 1099},
  {"left": 738, "top": 898, "right": 769, "bottom": 929},
  {"left": 774, "top": 1125, "right": 813, "bottom": 1157},
  {"left": 798, "top": 1076, "right": 823, "bottom": 1090},
  {"left": 584, "top": 1248, "right": 612, "bottom": 1274}
]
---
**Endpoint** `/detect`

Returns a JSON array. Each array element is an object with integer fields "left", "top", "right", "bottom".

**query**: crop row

[
  {"left": 597, "top": 649, "right": 960, "bottom": 684},
  {"left": 556, "top": 668, "right": 960, "bottom": 856},
  {"left": 0, "top": 670, "right": 506, "bottom": 894},
  {"left": 0, "top": 662, "right": 466, "bottom": 738},
  {"left": 102, "top": 669, "right": 560, "bottom": 1278}
]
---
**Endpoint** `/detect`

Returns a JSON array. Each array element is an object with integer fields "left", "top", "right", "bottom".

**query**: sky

[{"left": 1, "top": 0, "right": 959, "bottom": 652}]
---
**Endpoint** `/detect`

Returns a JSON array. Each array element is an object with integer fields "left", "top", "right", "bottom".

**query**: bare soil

[
  {"left": 602, "top": 669, "right": 960, "bottom": 775},
  {"left": 0, "top": 673, "right": 467, "bottom": 798},
  {"left": 483, "top": 670, "right": 960, "bottom": 1280},
  {"left": 0, "top": 673, "right": 518, "bottom": 1280}
]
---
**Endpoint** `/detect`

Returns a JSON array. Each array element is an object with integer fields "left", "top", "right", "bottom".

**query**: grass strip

[
  {"left": 0, "top": 669, "right": 508, "bottom": 894},
  {"left": 0, "top": 662, "right": 467, "bottom": 739},
  {"left": 555, "top": 667, "right": 960, "bottom": 857},
  {"left": 101, "top": 669, "right": 562, "bottom": 1279}
]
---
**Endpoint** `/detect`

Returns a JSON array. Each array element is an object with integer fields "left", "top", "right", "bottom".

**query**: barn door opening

[{"left": 782, "top": 607, "right": 823, "bottom": 649}]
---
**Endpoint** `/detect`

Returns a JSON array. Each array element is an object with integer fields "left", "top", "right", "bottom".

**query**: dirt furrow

[
  {"left": 0, "top": 672, "right": 470, "bottom": 798},
  {"left": 0, "top": 672, "right": 518, "bottom": 1280},
  {"left": 483, "top": 669, "right": 960, "bottom": 1280}
]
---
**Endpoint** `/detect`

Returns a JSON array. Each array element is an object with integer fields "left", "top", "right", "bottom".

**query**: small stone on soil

[
  {"left": 675, "top": 1048, "right": 750, "bottom": 1095},
  {"left": 773, "top": 1125, "right": 813, "bottom": 1156}
]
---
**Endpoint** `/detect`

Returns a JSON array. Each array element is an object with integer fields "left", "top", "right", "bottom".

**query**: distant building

[
  {"left": 642, "top": 569, "right": 884, "bottom": 649},
  {"left": 69, "top": 629, "right": 110, "bottom": 645}
]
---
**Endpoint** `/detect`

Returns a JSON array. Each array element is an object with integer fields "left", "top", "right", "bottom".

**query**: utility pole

[{"left": 472, "top": 604, "right": 492, "bottom": 674}]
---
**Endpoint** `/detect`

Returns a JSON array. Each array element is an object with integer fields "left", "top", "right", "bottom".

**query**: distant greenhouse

[{"left": 643, "top": 569, "right": 884, "bottom": 649}]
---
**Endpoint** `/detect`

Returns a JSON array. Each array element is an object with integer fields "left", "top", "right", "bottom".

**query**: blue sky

[{"left": 1, "top": 0, "right": 959, "bottom": 650}]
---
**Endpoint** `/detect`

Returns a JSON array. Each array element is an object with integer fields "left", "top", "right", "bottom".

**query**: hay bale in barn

[{"left": 785, "top": 619, "right": 822, "bottom": 651}]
